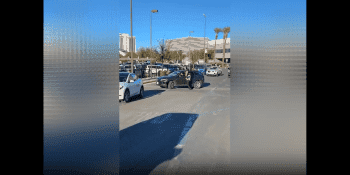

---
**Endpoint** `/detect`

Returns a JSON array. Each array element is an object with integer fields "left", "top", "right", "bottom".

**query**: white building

[
  {"left": 166, "top": 37, "right": 230, "bottom": 64},
  {"left": 119, "top": 33, "right": 136, "bottom": 53},
  {"left": 207, "top": 38, "right": 230, "bottom": 46}
]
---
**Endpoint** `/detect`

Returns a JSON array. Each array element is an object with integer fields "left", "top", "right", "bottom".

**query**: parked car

[
  {"left": 163, "top": 64, "right": 179, "bottom": 72},
  {"left": 194, "top": 64, "right": 207, "bottom": 75},
  {"left": 206, "top": 66, "right": 222, "bottom": 76},
  {"left": 145, "top": 65, "right": 167, "bottom": 75},
  {"left": 206, "top": 64, "right": 212, "bottom": 69},
  {"left": 124, "top": 65, "right": 142, "bottom": 78},
  {"left": 119, "top": 64, "right": 126, "bottom": 72},
  {"left": 139, "top": 64, "right": 148, "bottom": 78},
  {"left": 156, "top": 70, "right": 205, "bottom": 89},
  {"left": 119, "top": 72, "right": 144, "bottom": 102}
]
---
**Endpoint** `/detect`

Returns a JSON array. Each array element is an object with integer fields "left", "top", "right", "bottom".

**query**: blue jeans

[{"left": 187, "top": 80, "right": 193, "bottom": 89}]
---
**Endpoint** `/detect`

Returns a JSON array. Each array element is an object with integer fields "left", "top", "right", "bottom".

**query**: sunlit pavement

[{"left": 119, "top": 69, "right": 231, "bottom": 174}]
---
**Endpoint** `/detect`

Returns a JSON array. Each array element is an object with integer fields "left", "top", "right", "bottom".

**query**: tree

[
  {"left": 156, "top": 39, "right": 166, "bottom": 64},
  {"left": 123, "top": 52, "right": 139, "bottom": 58},
  {"left": 206, "top": 49, "right": 215, "bottom": 61},
  {"left": 175, "top": 50, "right": 185, "bottom": 63},
  {"left": 146, "top": 46, "right": 159, "bottom": 59},
  {"left": 136, "top": 46, "right": 147, "bottom": 58},
  {"left": 222, "top": 27, "right": 230, "bottom": 64},
  {"left": 214, "top": 28, "right": 222, "bottom": 61},
  {"left": 163, "top": 39, "right": 175, "bottom": 63},
  {"left": 187, "top": 50, "right": 199, "bottom": 69},
  {"left": 170, "top": 51, "right": 179, "bottom": 62}
]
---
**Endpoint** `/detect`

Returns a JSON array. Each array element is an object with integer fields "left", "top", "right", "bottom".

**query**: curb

[{"left": 143, "top": 80, "right": 157, "bottom": 84}]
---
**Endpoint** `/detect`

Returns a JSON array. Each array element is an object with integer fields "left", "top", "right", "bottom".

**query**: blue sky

[
  {"left": 44, "top": 0, "right": 306, "bottom": 51},
  {"left": 118, "top": 0, "right": 305, "bottom": 50},
  {"left": 117, "top": 0, "right": 232, "bottom": 50}
]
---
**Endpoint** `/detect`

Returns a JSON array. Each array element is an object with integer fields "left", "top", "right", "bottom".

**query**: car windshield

[
  {"left": 195, "top": 65, "right": 205, "bottom": 69},
  {"left": 119, "top": 74, "right": 129, "bottom": 82},
  {"left": 168, "top": 71, "right": 180, "bottom": 76}
]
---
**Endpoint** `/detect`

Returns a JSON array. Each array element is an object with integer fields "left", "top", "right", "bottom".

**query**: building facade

[
  {"left": 119, "top": 33, "right": 136, "bottom": 53},
  {"left": 166, "top": 37, "right": 230, "bottom": 63}
]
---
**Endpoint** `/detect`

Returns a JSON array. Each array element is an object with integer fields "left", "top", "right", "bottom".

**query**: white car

[
  {"left": 119, "top": 72, "right": 144, "bottom": 102},
  {"left": 206, "top": 66, "right": 222, "bottom": 76},
  {"left": 144, "top": 65, "right": 167, "bottom": 74}
]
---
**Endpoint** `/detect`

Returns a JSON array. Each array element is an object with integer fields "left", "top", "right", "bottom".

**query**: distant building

[
  {"left": 166, "top": 37, "right": 230, "bottom": 63},
  {"left": 119, "top": 33, "right": 136, "bottom": 53}
]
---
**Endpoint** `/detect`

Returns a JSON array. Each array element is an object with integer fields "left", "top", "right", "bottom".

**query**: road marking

[
  {"left": 173, "top": 106, "right": 229, "bottom": 149},
  {"left": 175, "top": 114, "right": 197, "bottom": 147}
]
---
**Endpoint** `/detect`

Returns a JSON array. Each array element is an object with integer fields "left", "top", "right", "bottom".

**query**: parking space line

[{"left": 172, "top": 86, "right": 222, "bottom": 150}]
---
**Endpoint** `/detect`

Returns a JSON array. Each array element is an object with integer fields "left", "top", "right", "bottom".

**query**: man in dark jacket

[{"left": 185, "top": 70, "right": 193, "bottom": 90}]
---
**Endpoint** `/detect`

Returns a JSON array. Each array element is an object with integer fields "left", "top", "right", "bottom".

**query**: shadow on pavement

[
  {"left": 130, "top": 89, "right": 165, "bottom": 102},
  {"left": 120, "top": 113, "right": 199, "bottom": 175},
  {"left": 201, "top": 82, "right": 211, "bottom": 88}
]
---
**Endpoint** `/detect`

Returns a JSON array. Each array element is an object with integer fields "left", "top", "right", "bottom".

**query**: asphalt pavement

[{"left": 119, "top": 68, "right": 231, "bottom": 175}]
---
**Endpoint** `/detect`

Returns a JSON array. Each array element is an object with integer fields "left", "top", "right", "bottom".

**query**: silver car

[{"left": 206, "top": 66, "right": 222, "bottom": 76}]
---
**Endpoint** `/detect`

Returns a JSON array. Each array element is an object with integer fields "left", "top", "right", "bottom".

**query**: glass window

[
  {"left": 119, "top": 73, "right": 129, "bottom": 82},
  {"left": 130, "top": 74, "right": 136, "bottom": 80}
]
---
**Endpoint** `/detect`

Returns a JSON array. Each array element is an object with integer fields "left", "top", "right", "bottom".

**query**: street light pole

[
  {"left": 188, "top": 31, "right": 194, "bottom": 70},
  {"left": 130, "top": 0, "right": 133, "bottom": 73},
  {"left": 203, "top": 14, "right": 206, "bottom": 63},
  {"left": 150, "top": 9, "right": 158, "bottom": 49}
]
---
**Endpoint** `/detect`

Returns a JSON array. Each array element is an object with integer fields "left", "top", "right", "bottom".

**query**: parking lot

[{"left": 119, "top": 68, "right": 231, "bottom": 174}]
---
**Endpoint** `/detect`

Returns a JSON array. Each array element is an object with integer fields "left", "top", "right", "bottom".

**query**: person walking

[{"left": 185, "top": 70, "right": 193, "bottom": 90}]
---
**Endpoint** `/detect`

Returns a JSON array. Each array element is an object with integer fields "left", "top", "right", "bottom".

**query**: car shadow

[
  {"left": 120, "top": 113, "right": 199, "bottom": 175},
  {"left": 171, "top": 82, "right": 210, "bottom": 89},
  {"left": 201, "top": 82, "right": 211, "bottom": 88},
  {"left": 129, "top": 90, "right": 165, "bottom": 102}
]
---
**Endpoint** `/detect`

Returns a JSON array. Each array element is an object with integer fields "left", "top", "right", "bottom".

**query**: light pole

[
  {"left": 188, "top": 31, "right": 194, "bottom": 69},
  {"left": 150, "top": 9, "right": 158, "bottom": 49},
  {"left": 203, "top": 14, "right": 206, "bottom": 63},
  {"left": 130, "top": 0, "right": 133, "bottom": 73}
]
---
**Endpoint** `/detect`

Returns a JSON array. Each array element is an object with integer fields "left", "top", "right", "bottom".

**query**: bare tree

[{"left": 156, "top": 39, "right": 167, "bottom": 64}]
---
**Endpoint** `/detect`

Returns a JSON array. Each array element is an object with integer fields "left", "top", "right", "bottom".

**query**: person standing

[{"left": 186, "top": 70, "right": 193, "bottom": 90}]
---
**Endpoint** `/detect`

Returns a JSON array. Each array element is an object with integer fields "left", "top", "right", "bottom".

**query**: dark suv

[{"left": 156, "top": 70, "right": 205, "bottom": 89}]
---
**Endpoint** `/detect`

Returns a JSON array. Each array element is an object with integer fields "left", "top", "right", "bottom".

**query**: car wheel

[
  {"left": 168, "top": 81, "right": 174, "bottom": 89},
  {"left": 194, "top": 81, "right": 202, "bottom": 89},
  {"left": 124, "top": 89, "right": 131, "bottom": 103},
  {"left": 139, "top": 86, "right": 144, "bottom": 98}
]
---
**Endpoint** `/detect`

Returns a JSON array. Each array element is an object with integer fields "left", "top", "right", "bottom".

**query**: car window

[
  {"left": 119, "top": 74, "right": 129, "bottom": 82},
  {"left": 130, "top": 74, "right": 136, "bottom": 80}
]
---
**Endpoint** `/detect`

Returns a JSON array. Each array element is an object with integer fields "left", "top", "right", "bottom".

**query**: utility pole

[
  {"left": 188, "top": 31, "right": 194, "bottom": 69},
  {"left": 150, "top": 9, "right": 158, "bottom": 48},
  {"left": 130, "top": 0, "right": 133, "bottom": 73},
  {"left": 203, "top": 14, "right": 206, "bottom": 63}
]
